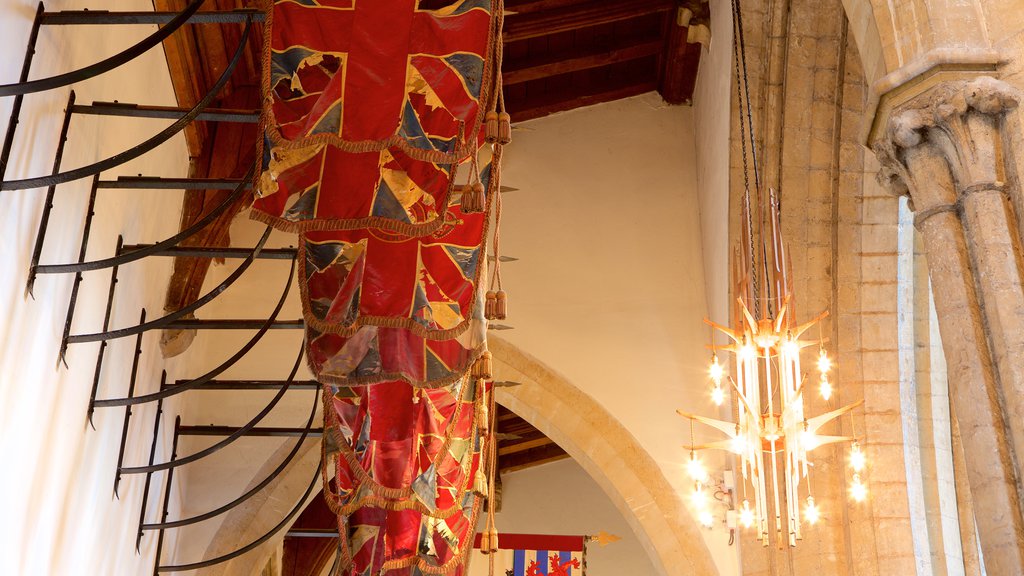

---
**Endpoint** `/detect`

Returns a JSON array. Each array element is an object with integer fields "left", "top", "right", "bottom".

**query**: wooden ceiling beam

[
  {"left": 504, "top": 39, "right": 663, "bottom": 85},
  {"left": 502, "top": 0, "right": 674, "bottom": 43},
  {"left": 510, "top": 80, "right": 658, "bottom": 122},
  {"left": 499, "top": 444, "right": 570, "bottom": 474}
]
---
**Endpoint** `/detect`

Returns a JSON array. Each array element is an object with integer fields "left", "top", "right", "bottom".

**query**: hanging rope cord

[{"left": 731, "top": 0, "right": 770, "bottom": 320}]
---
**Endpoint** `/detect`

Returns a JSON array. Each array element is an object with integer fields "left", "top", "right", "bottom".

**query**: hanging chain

[{"left": 732, "top": 0, "right": 761, "bottom": 318}]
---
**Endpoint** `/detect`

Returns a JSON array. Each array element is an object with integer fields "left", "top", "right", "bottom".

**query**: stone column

[{"left": 873, "top": 77, "right": 1024, "bottom": 575}]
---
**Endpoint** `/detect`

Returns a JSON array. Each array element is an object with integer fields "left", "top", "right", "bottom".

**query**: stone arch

[{"left": 488, "top": 337, "right": 719, "bottom": 576}]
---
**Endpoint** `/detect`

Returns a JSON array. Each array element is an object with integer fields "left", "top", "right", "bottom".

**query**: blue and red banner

[{"left": 469, "top": 534, "right": 587, "bottom": 576}]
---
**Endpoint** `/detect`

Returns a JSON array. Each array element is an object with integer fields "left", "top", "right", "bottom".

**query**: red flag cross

[{"left": 271, "top": 0, "right": 492, "bottom": 144}]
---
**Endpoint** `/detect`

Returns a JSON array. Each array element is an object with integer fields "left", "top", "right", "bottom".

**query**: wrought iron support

[
  {"left": 26, "top": 90, "right": 76, "bottom": 297},
  {"left": 113, "top": 308, "right": 146, "bottom": 498},
  {"left": 164, "top": 319, "right": 304, "bottom": 330},
  {"left": 156, "top": 460, "right": 322, "bottom": 573},
  {"left": 97, "top": 177, "right": 249, "bottom": 190},
  {"left": 0, "top": 0, "right": 209, "bottom": 97},
  {"left": 163, "top": 379, "right": 319, "bottom": 391},
  {"left": 120, "top": 245, "right": 295, "bottom": 260},
  {"left": 72, "top": 102, "right": 258, "bottom": 123},
  {"left": 0, "top": 2, "right": 44, "bottom": 183},
  {"left": 35, "top": 166, "right": 252, "bottom": 275},
  {"left": 58, "top": 172, "right": 100, "bottom": 365},
  {"left": 66, "top": 226, "right": 273, "bottom": 344},
  {"left": 142, "top": 388, "right": 319, "bottom": 531},
  {"left": 41, "top": 8, "right": 263, "bottom": 25},
  {"left": 87, "top": 236, "right": 122, "bottom": 427},
  {"left": 179, "top": 426, "right": 325, "bottom": 437},
  {"left": 151, "top": 417, "right": 179, "bottom": 576},
  {"left": 1, "top": 15, "right": 251, "bottom": 191},
  {"left": 136, "top": 395, "right": 164, "bottom": 552}
]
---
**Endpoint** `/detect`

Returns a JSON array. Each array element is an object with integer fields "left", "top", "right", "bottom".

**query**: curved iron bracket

[
  {"left": 92, "top": 254, "right": 296, "bottom": 408},
  {"left": 0, "top": 0, "right": 208, "bottom": 97},
  {"left": 156, "top": 459, "right": 323, "bottom": 572},
  {"left": 121, "top": 343, "right": 303, "bottom": 474},
  {"left": 142, "top": 382, "right": 320, "bottom": 530},
  {"left": 67, "top": 225, "right": 272, "bottom": 344},
  {"left": 35, "top": 164, "right": 254, "bottom": 275},
  {"left": 1, "top": 13, "right": 252, "bottom": 190}
]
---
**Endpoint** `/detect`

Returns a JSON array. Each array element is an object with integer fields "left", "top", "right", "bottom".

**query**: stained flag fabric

[{"left": 249, "top": 0, "right": 506, "bottom": 574}]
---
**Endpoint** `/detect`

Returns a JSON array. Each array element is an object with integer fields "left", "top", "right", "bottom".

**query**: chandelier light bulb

[
  {"left": 850, "top": 443, "right": 866, "bottom": 472},
  {"left": 711, "top": 385, "right": 725, "bottom": 406},
  {"left": 709, "top": 354, "right": 724, "bottom": 382},
  {"left": 687, "top": 452, "right": 708, "bottom": 483},
  {"left": 739, "top": 500, "right": 755, "bottom": 529},
  {"left": 817, "top": 349, "right": 831, "bottom": 373},
  {"left": 819, "top": 374, "right": 833, "bottom": 400},
  {"left": 699, "top": 510, "right": 715, "bottom": 527},
  {"left": 850, "top": 474, "right": 867, "bottom": 502},
  {"left": 783, "top": 339, "right": 800, "bottom": 355},
  {"left": 739, "top": 342, "right": 756, "bottom": 360},
  {"left": 801, "top": 428, "right": 818, "bottom": 451},
  {"left": 804, "top": 497, "right": 820, "bottom": 525},
  {"left": 730, "top": 434, "right": 746, "bottom": 455}
]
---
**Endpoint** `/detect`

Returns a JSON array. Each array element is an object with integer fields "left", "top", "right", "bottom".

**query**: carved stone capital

[{"left": 873, "top": 76, "right": 1020, "bottom": 207}]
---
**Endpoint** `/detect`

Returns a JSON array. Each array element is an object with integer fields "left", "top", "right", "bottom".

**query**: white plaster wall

[
  {"left": 693, "top": 0, "right": 733, "bottom": 333},
  {"left": 0, "top": 1, "right": 190, "bottom": 574},
  {"left": 498, "top": 93, "right": 738, "bottom": 576},
  {"left": 469, "top": 459, "right": 659, "bottom": 576}
]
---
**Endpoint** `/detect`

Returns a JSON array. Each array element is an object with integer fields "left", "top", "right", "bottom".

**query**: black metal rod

[
  {"left": 73, "top": 102, "right": 258, "bottom": 123},
  {"left": 35, "top": 165, "right": 252, "bottom": 275},
  {"left": 120, "top": 245, "right": 295, "bottom": 259},
  {"left": 151, "top": 417, "right": 179, "bottom": 576},
  {"left": 92, "top": 257, "right": 297, "bottom": 408},
  {"left": 142, "top": 388, "right": 319, "bottom": 531},
  {"left": 113, "top": 309, "right": 146, "bottom": 499},
  {"left": 67, "top": 226, "right": 272, "bottom": 344},
  {"left": 0, "top": 2, "right": 44, "bottom": 182},
  {"left": 136, "top": 395, "right": 163, "bottom": 551},
  {"left": 58, "top": 172, "right": 99, "bottom": 365},
  {"left": 86, "top": 236, "right": 122, "bottom": 427},
  {"left": 96, "top": 177, "right": 249, "bottom": 190},
  {"left": 120, "top": 345, "right": 303, "bottom": 475},
  {"left": 164, "top": 319, "right": 304, "bottom": 330},
  {"left": 285, "top": 529, "right": 338, "bottom": 538},
  {"left": 25, "top": 90, "right": 76, "bottom": 297},
  {"left": 164, "top": 379, "right": 319, "bottom": 391},
  {"left": 1, "top": 15, "right": 250, "bottom": 190},
  {"left": 179, "top": 426, "right": 324, "bottom": 437},
  {"left": 156, "top": 460, "right": 323, "bottom": 572},
  {"left": 42, "top": 8, "right": 264, "bottom": 25},
  {"left": 0, "top": 0, "right": 209, "bottom": 97}
]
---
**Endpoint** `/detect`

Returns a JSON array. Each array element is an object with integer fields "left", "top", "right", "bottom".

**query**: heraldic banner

[{"left": 468, "top": 534, "right": 587, "bottom": 576}]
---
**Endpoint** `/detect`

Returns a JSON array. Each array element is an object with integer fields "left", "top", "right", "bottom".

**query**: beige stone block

[
  {"left": 861, "top": 313, "right": 899, "bottom": 349},
  {"left": 861, "top": 348, "right": 899, "bottom": 379},
  {"left": 863, "top": 412, "right": 904, "bottom": 444},
  {"left": 861, "top": 196, "right": 899, "bottom": 224},
  {"left": 858, "top": 223, "right": 898, "bottom": 253},
  {"left": 860, "top": 282, "right": 898, "bottom": 314},
  {"left": 861, "top": 254, "right": 898, "bottom": 283}
]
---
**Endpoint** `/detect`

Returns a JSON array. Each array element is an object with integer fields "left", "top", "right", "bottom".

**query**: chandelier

[{"left": 677, "top": 0, "right": 868, "bottom": 548}]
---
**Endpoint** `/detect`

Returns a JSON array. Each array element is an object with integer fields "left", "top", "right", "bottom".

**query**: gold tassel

[
  {"left": 495, "top": 290, "right": 507, "bottom": 320},
  {"left": 473, "top": 351, "right": 493, "bottom": 380},
  {"left": 461, "top": 182, "right": 485, "bottom": 213},
  {"left": 487, "top": 527, "right": 500, "bottom": 553},
  {"left": 480, "top": 529, "right": 492, "bottom": 555},
  {"left": 473, "top": 467, "right": 489, "bottom": 497},
  {"left": 498, "top": 112, "right": 512, "bottom": 145},
  {"left": 485, "top": 111, "right": 499, "bottom": 143},
  {"left": 485, "top": 290, "right": 497, "bottom": 320}
]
